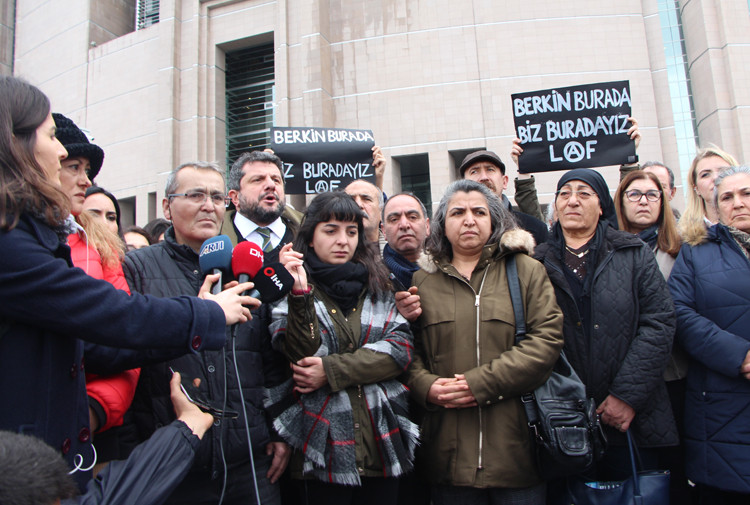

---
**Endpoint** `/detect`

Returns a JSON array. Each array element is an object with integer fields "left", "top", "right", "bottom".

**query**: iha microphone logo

[{"left": 263, "top": 267, "right": 284, "bottom": 290}]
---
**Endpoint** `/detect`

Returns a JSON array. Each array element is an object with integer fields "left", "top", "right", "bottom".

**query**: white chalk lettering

[
  {"left": 274, "top": 129, "right": 329, "bottom": 143},
  {"left": 307, "top": 180, "right": 340, "bottom": 193},
  {"left": 545, "top": 114, "right": 630, "bottom": 141},
  {"left": 326, "top": 130, "right": 375, "bottom": 143},
  {"left": 283, "top": 163, "right": 294, "bottom": 179},
  {"left": 517, "top": 123, "right": 543, "bottom": 144},
  {"left": 302, "top": 162, "right": 372, "bottom": 179},
  {"left": 513, "top": 91, "right": 573, "bottom": 117},
  {"left": 549, "top": 140, "right": 599, "bottom": 163},
  {"left": 573, "top": 87, "right": 631, "bottom": 111}
]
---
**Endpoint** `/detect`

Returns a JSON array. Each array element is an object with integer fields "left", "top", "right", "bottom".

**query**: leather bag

[{"left": 506, "top": 254, "right": 606, "bottom": 480}]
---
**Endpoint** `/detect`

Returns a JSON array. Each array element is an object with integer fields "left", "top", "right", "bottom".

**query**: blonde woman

[{"left": 679, "top": 146, "right": 738, "bottom": 245}]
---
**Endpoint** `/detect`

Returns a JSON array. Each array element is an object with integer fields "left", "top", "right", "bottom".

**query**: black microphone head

[
  {"left": 198, "top": 235, "right": 233, "bottom": 275},
  {"left": 251, "top": 262, "right": 294, "bottom": 303}
]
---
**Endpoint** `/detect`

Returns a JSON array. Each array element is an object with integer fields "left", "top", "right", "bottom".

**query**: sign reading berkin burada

[
  {"left": 270, "top": 127, "right": 376, "bottom": 194},
  {"left": 511, "top": 80, "right": 636, "bottom": 173}
]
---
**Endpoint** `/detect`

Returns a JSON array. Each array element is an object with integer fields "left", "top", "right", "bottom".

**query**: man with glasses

[
  {"left": 122, "top": 162, "right": 290, "bottom": 505},
  {"left": 223, "top": 150, "right": 302, "bottom": 264}
]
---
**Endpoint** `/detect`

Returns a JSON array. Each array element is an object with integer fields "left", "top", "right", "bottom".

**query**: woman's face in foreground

[
  {"left": 310, "top": 219, "right": 358, "bottom": 264},
  {"left": 34, "top": 112, "right": 68, "bottom": 184},
  {"left": 444, "top": 190, "right": 492, "bottom": 257}
]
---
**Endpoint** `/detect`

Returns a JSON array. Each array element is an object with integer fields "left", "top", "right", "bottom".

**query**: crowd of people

[{"left": 2, "top": 73, "right": 750, "bottom": 505}]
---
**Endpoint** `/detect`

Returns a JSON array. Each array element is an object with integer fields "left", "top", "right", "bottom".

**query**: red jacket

[{"left": 68, "top": 232, "right": 140, "bottom": 433}]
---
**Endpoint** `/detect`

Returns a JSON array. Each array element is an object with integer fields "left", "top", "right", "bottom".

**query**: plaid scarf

[{"left": 265, "top": 293, "right": 418, "bottom": 485}]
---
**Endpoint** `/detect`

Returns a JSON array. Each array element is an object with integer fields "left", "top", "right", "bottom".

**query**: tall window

[
  {"left": 657, "top": 0, "right": 698, "bottom": 190},
  {"left": 136, "top": 0, "right": 159, "bottom": 30},
  {"left": 394, "top": 154, "right": 431, "bottom": 213},
  {"left": 225, "top": 43, "right": 275, "bottom": 169}
]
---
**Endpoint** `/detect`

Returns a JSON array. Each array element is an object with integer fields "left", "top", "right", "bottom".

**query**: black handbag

[
  {"left": 555, "top": 430, "right": 670, "bottom": 505},
  {"left": 506, "top": 254, "right": 606, "bottom": 480}
]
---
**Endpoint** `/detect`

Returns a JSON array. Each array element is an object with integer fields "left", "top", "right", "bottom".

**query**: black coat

[
  {"left": 534, "top": 225, "right": 677, "bottom": 447},
  {"left": 122, "top": 229, "right": 287, "bottom": 482},
  {"left": 0, "top": 215, "right": 226, "bottom": 489}
]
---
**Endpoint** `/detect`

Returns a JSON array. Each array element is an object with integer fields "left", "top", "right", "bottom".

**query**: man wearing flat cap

[{"left": 460, "top": 150, "right": 548, "bottom": 246}]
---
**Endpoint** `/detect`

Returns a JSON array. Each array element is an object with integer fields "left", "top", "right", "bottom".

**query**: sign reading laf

[
  {"left": 511, "top": 80, "right": 636, "bottom": 173},
  {"left": 270, "top": 127, "right": 375, "bottom": 194}
]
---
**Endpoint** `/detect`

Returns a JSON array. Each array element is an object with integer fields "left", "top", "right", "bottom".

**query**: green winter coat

[{"left": 407, "top": 229, "right": 563, "bottom": 488}]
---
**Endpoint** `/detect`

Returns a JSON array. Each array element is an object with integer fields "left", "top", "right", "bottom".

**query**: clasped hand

[{"left": 427, "top": 374, "right": 477, "bottom": 408}]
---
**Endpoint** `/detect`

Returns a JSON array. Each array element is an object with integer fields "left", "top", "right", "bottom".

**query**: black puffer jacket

[
  {"left": 122, "top": 228, "right": 287, "bottom": 478},
  {"left": 534, "top": 224, "right": 677, "bottom": 447}
]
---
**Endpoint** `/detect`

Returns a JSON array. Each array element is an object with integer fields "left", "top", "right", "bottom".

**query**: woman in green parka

[{"left": 407, "top": 179, "right": 563, "bottom": 504}]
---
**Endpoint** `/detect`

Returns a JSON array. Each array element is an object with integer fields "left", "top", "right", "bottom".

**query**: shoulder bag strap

[
  {"left": 506, "top": 254, "right": 526, "bottom": 344},
  {"left": 506, "top": 255, "right": 539, "bottom": 427}
]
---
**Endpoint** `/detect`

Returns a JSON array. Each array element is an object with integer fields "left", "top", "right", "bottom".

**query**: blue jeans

[{"left": 431, "top": 483, "right": 546, "bottom": 505}]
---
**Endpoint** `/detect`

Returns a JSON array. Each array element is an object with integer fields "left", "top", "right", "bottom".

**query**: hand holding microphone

[{"left": 197, "top": 235, "right": 257, "bottom": 324}]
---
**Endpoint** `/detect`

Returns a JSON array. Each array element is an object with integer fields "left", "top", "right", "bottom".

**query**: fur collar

[{"left": 417, "top": 228, "right": 535, "bottom": 274}]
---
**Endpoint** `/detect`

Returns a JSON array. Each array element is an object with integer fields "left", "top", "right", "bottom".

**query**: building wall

[
  {"left": 681, "top": 0, "right": 750, "bottom": 165},
  {"left": 0, "top": 1, "right": 14, "bottom": 76},
  {"left": 12, "top": 0, "right": 750, "bottom": 223}
]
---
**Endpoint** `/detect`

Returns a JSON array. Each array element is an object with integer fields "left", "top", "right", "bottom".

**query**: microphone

[
  {"left": 198, "top": 235, "right": 233, "bottom": 295},
  {"left": 248, "top": 263, "right": 294, "bottom": 304},
  {"left": 231, "top": 242, "right": 293, "bottom": 303},
  {"left": 231, "top": 241, "right": 265, "bottom": 298}
]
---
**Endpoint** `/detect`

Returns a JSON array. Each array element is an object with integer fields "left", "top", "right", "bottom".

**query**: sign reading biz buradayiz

[
  {"left": 270, "top": 127, "right": 376, "bottom": 194},
  {"left": 511, "top": 80, "right": 636, "bottom": 174}
]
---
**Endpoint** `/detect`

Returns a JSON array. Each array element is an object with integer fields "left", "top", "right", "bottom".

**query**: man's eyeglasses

[
  {"left": 556, "top": 190, "right": 596, "bottom": 201},
  {"left": 168, "top": 191, "right": 228, "bottom": 206},
  {"left": 624, "top": 189, "right": 661, "bottom": 202}
]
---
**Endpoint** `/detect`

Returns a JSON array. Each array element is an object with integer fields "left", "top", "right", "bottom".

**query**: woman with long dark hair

[
  {"left": 267, "top": 191, "right": 417, "bottom": 504},
  {"left": 0, "top": 76, "right": 252, "bottom": 489}
]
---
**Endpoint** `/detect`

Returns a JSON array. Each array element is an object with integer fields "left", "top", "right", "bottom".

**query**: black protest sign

[
  {"left": 270, "top": 127, "right": 375, "bottom": 194},
  {"left": 511, "top": 80, "right": 636, "bottom": 173}
]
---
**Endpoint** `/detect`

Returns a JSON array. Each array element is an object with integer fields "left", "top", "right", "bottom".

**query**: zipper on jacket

[
  {"left": 475, "top": 270, "right": 489, "bottom": 470},
  {"left": 443, "top": 263, "right": 491, "bottom": 470}
]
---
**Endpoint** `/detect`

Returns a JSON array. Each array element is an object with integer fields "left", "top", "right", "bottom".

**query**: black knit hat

[
  {"left": 52, "top": 113, "right": 104, "bottom": 181},
  {"left": 459, "top": 150, "right": 506, "bottom": 176}
]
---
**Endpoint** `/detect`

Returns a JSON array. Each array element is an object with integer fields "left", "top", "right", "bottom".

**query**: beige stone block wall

[
  {"left": 0, "top": 0, "right": 14, "bottom": 76},
  {"left": 14, "top": 0, "right": 750, "bottom": 219}
]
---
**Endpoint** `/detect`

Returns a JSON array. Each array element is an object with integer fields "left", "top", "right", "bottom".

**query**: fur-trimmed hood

[{"left": 416, "top": 228, "right": 536, "bottom": 274}]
